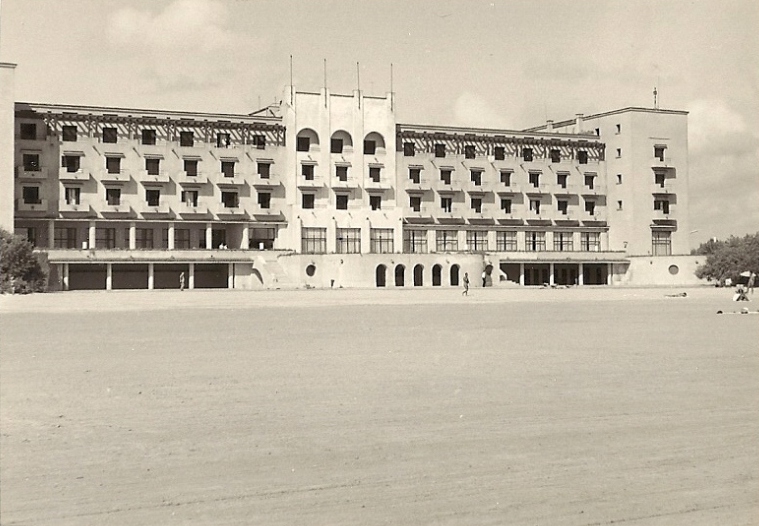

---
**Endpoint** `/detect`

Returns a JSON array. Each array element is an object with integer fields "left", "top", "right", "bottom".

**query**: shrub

[
  {"left": 694, "top": 232, "right": 759, "bottom": 284},
  {"left": 0, "top": 228, "right": 49, "bottom": 293}
]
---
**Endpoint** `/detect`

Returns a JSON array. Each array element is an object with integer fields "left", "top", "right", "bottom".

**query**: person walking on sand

[
  {"left": 462, "top": 272, "right": 470, "bottom": 296},
  {"left": 179, "top": 271, "right": 185, "bottom": 291}
]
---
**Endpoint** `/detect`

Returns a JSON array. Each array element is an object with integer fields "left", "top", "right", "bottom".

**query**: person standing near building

[
  {"left": 462, "top": 272, "right": 470, "bottom": 296},
  {"left": 179, "top": 271, "right": 185, "bottom": 291},
  {"left": 748, "top": 272, "right": 756, "bottom": 294}
]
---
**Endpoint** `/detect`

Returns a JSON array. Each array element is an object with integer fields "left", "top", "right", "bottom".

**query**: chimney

[
  {"left": 546, "top": 120, "right": 554, "bottom": 131},
  {"left": 575, "top": 114, "right": 584, "bottom": 131}
]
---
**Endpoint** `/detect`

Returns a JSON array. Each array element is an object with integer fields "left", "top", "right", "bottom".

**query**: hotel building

[{"left": 7, "top": 81, "right": 698, "bottom": 290}]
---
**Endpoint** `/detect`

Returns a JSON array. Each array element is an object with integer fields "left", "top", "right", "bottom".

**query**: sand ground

[{"left": 1, "top": 286, "right": 757, "bottom": 525}]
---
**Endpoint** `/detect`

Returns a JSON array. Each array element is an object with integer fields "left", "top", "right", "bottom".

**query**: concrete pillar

[
  {"left": 168, "top": 222, "right": 175, "bottom": 250},
  {"left": 427, "top": 229, "right": 436, "bottom": 253},
  {"left": 48, "top": 220, "right": 55, "bottom": 248},
  {"left": 129, "top": 222, "right": 136, "bottom": 250},
  {"left": 88, "top": 221, "right": 96, "bottom": 249},
  {"left": 148, "top": 263, "right": 154, "bottom": 290},
  {"left": 63, "top": 263, "right": 70, "bottom": 290},
  {"left": 607, "top": 263, "right": 612, "bottom": 285},
  {"left": 549, "top": 262, "right": 555, "bottom": 286},
  {"left": 106, "top": 263, "right": 113, "bottom": 290},
  {"left": 327, "top": 218, "right": 337, "bottom": 253},
  {"left": 205, "top": 223, "right": 213, "bottom": 250},
  {"left": 457, "top": 229, "right": 467, "bottom": 251},
  {"left": 189, "top": 262, "right": 195, "bottom": 289},
  {"left": 487, "top": 230, "right": 497, "bottom": 252},
  {"left": 361, "top": 218, "right": 371, "bottom": 254},
  {"left": 578, "top": 262, "right": 584, "bottom": 286},
  {"left": 228, "top": 263, "right": 234, "bottom": 288},
  {"left": 241, "top": 224, "right": 249, "bottom": 249},
  {"left": 395, "top": 217, "right": 404, "bottom": 254},
  {"left": 519, "top": 263, "right": 525, "bottom": 286}
]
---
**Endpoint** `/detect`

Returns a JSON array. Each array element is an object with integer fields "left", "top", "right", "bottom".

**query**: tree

[
  {"left": 0, "top": 228, "right": 49, "bottom": 294},
  {"left": 695, "top": 232, "right": 759, "bottom": 284}
]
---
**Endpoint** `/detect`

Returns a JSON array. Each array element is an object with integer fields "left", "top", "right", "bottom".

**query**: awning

[
  {"left": 143, "top": 153, "right": 164, "bottom": 159},
  {"left": 104, "top": 152, "right": 125, "bottom": 158},
  {"left": 63, "top": 150, "right": 85, "bottom": 156}
]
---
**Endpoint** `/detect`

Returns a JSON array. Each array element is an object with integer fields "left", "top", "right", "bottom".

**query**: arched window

[
  {"left": 296, "top": 128, "right": 319, "bottom": 152},
  {"left": 363, "top": 132, "right": 386, "bottom": 155},
  {"left": 330, "top": 130, "right": 353, "bottom": 154}
]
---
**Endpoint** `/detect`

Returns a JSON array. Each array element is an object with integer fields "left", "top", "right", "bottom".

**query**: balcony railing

[
  {"left": 97, "top": 170, "right": 131, "bottom": 183},
  {"left": 58, "top": 168, "right": 90, "bottom": 182},
  {"left": 15, "top": 198, "right": 49, "bottom": 213},
  {"left": 251, "top": 172, "right": 281, "bottom": 188},
  {"left": 176, "top": 202, "right": 210, "bottom": 215},
  {"left": 59, "top": 201, "right": 92, "bottom": 214},
  {"left": 297, "top": 175, "right": 325, "bottom": 188},
  {"left": 16, "top": 166, "right": 48, "bottom": 180},
  {"left": 136, "top": 170, "right": 171, "bottom": 184},
  {"left": 553, "top": 183, "right": 580, "bottom": 195},
  {"left": 331, "top": 176, "right": 361, "bottom": 189},
  {"left": 212, "top": 172, "right": 247, "bottom": 187},
  {"left": 175, "top": 171, "right": 209, "bottom": 185},
  {"left": 650, "top": 181, "right": 677, "bottom": 194},
  {"left": 580, "top": 183, "right": 607, "bottom": 195}
]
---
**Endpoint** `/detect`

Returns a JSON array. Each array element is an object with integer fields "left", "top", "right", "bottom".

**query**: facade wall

[
  {"left": 1, "top": 63, "right": 16, "bottom": 232},
  {"left": 614, "top": 255, "right": 705, "bottom": 286}
]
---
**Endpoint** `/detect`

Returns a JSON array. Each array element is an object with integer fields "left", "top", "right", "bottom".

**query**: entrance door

[
  {"left": 395, "top": 264, "right": 405, "bottom": 286},
  {"left": 413, "top": 264, "right": 424, "bottom": 286},
  {"left": 432, "top": 264, "right": 442, "bottom": 286},
  {"left": 376, "top": 264, "right": 387, "bottom": 287},
  {"left": 450, "top": 264, "right": 460, "bottom": 286}
]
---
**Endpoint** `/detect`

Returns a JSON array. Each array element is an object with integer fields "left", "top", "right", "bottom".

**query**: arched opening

[
  {"left": 296, "top": 128, "right": 319, "bottom": 152},
  {"left": 394, "top": 264, "right": 405, "bottom": 287},
  {"left": 330, "top": 130, "right": 353, "bottom": 153},
  {"left": 376, "top": 264, "right": 387, "bottom": 287},
  {"left": 432, "top": 264, "right": 442, "bottom": 286},
  {"left": 450, "top": 264, "right": 460, "bottom": 286},
  {"left": 483, "top": 264, "right": 494, "bottom": 287},
  {"left": 363, "top": 131, "right": 386, "bottom": 154},
  {"left": 413, "top": 264, "right": 424, "bottom": 287}
]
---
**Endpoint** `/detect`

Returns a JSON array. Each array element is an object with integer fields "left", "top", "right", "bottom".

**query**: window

[
  {"left": 96, "top": 228, "right": 116, "bottom": 249},
  {"left": 522, "top": 147, "right": 533, "bottom": 162},
  {"left": 62, "top": 125, "right": 77, "bottom": 142},
  {"left": 585, "top": 200, "right": 596, "bottom": 216},
  {"left": 221, "top": 191, "right": 239, "bottom": 208},
  {"left": 500, "top": 171, "right": 511, "bottom": 185},
  {"left": 369, "top": 167, "right": 381, "bottom": 183},
  {"left": 409, "top": 196, "right": 422, "bottom": 212},
  {"left": 62, "top": 155, "right": 81, "bottom": 173},
  {"left": 364, "top": 140, "right": 376, "bottom": 155},
  {"left": 654, "top": 199, "right": 670, "bottom": 214},
  {"left": 525, "top": 231, "right": 546, "bottom": 252},
  {"left": 302, "top": 164, "right": 315, "bottom": 180},
  {"left": 146, "top": 189, "right": 160, "bottom": 207},
  {"left": 336, "top": 194, "right": 349, "bottom": 210},
  {"left": 23, "top": 153, "right": 40, "bottom": 171},
  {"left": 136, "top": 228, "right": 154, "bottom": 249},
  {"left": 302, "top": 227, "right": 327, "bottom": 254},
  {"left": 615, "top": 124, "right": 621, "bottom": 134},
  {"left": 466, "top": 230, "right": 488, "bottom": 251},
  {"left": 216, "top": 133, "right": 230, "bottom": 148},
  {"left": 142, "top": 129, "right": 157, "bottom": 145},
  {"left": 65, "top": 187, "right": 80, "bottom": 205},
  {"left": 557, "top": 173, "right": 568, "bottom": 188},
  {"left": 145, "top": 158, "right": 160, "bottom": 175},
  {"left": 577, "top": 150, "right": 588, "bottom": 164},
  {"left": 22, "top": 186, "right": 40, "bottom": 204},
  {"left": 464, "top": 145, "right": 475, "bottom": 159},
  {"left": 370, "top": 195, "right": 382, "bottom": 211},
  {"left": 102, "top": 127, "right": 117, "bottom": 144},
  {"left": 296, "top": 136, "right": 310, "bottom": 152},
  {"left": 106, "top": 156, "right": 121, "bottom": 174},
  {"left": 330, "top": 138, "right": 343, "bottom": 154},
  {"left": 434, "top": 143, "right": 446, "bottom": 158},
  {"left": 250, "top": 227, "right": 275, "bottom": 249},
  {"left": 105, "top": 188, "right": 121, "bottom": 206},
  {"left": 557, "top": 200, "right": 568, "bottom": 215},
  {"left": 54, "top": 227, "right": 77, "bottom": 249},
  {"left": 440, "top": 196, "right": 453, "bottom": 213},
  {"left": 652, "top": 231, "right": 672, "bottom": 255},
  {"left": 584, "top": 174, "right": 595, "bottom": 189},
  {"left": 181, "top": 190, "right": 198, "bottom": 207},
  {"left": 554, "top": 232, "right": 573, "bottom": 251},
  {"left": 494, "top": 146, "right": 505, "bottom": 161},
  {"left": 251, "top": 134, "right": 265, "bottom": 149},
  {"left": 404, "top": 229, "right": 428, "bottom": 253},
  {"left": 654, "top": 172, "right": 666, "bottom": 187},
  {"left": 496, "top": 231, "right": 517, "bottom": 251},
  {"left": 617, "top": 200, "right": 623, "bottom": 211},
  {"left": 529, "top": 199, "right": 541, "bottom": 215},
  {"left": 336, "top": 228, "right": 361, "bottom": 254},
  {"left": 654, "top": 146, "right": 666, "bottom": 161},
  {"left": 616, "top": 148, "right": 622, "bottom": 158},
  {"left": 175, "top": 228, "right": 190, "bottom": 249},
  {"left": 409, "top": 168, "right": 421, "bottom": 184},
  {"left": 336, "top": 165, "right": 348, "bottom": 181},
  {"left": 184, "top": 159, "right": 198, "bottom": 177},
  {"left": 617, "top": 174, "right": 623, "bottom": 184},
  {"left": 221, "top": 161, "right": 235, "bottom": 178},
  {"left": 550, "top": 149, "right": 561, "bottom": 163},
  {"left": 581, "top": 232, "right": 600, "bottom": 252},
  {"left": 302, "top": 193, "right": 315, "bottom": 209},
  {"left": 403, "top": 142, "right": 415, "bottom": 156},
  {"left": 370, "top": 228, "right": 394, "bottom": 254},
  {"left": 470, "top": 170, "right": 482, "bottom": 186},
  {"left": 440, "top": 169, "right": 451, "bottom": 185},
  {"left": 258, "top": 162, "right": 271, "bottom": 178},
  {"left": 257, "top": 192, "right": 271, "bottom": 209},
  {"left": 20, "top": 123, "right": 37, "bottom": 140},
  {"left": 500, "top": 198, "right": 512, "bottom": 213},
  {"left": 436, "top": 230, "right": 458, "bottom": 252},
  {"left": 179, "top": 131, "right": 194, "bottom": 147},
  {"left": 529, "top": 172, "right": 540, "bottom": 188},
  {"left": 471, "top": 197, "right": 482, "bottom": 213}
]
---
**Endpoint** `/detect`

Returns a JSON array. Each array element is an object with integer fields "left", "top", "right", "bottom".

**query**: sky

[{"left": 1, "top": 0, "right": 757, "bottom": 247}]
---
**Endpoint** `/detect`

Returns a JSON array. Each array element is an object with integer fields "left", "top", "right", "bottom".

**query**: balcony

[
  {"left": 139, "top": 203, "right": 174, "bottom": 218},
  {"left": 404, "top": 177, "right": 433, "bottom": 193},
  {"left": 15, "top": 198, "right": 49, "bottom": 214},
  {"left": 524, "top": 184, "right": 550, "bottom": 195},
  {"left": 100, "top": 203, "right": 135, "bottom": 218},
  {"left": 650, "top": 181, "right": 677, "bottom": 195},
  {"left": 249, "top": 202, "right": 285, "bottom": 220},
  {"left": 554, "top": 209, "right": 581, "bottom": 223},
  {"left": 213, "top": 172, "right": 247, "bottom": 187},
  {"left": 175, "top": 171, "right": 209, "bottom": 185},
  {"left": 215, "top": 204, "right": 249, "bottom": 220},
  {"left": 176, "top": 202, "right": 211, "bottom": 217},
  {"left": 136, "top": 170, "right": 171, "bottom": 184},
  {"left": 435, "top": 206, "right": 465, "bottom": 223},
  {"left": 580, "top": 183, "right": 607, "bottom": 196},
  {"left": 404, "top": 205, "right": 435, "bottom": 223},
  {"left": 58, "top": 201, "right": 94, "bottom": 217},
  {"left": 652, "top": 155, "right": 675, "bottom": 169},
  {"left": 58, "top": 168, "right": 90, "bottom": 182},
  {"left": 297, "top": 175, "right": 325, "bottom": 189},
  {"left": 364, "top": 178, "right": 393, "bottom": 192},
  {"left": 653, "top": 206, "right": 677, "bottom": 220},
  {"left": 97, "top": 170, "right": 131, "bottom": 184},
  {"left": 553, "top": 184, "right": 579, "bottom": 196},
  {"left": 496, "top": 183, "right": 523, "bottom": 195},
  {"left": 331, "top": 176, "right": 361, "bottom": 190},
  {"left": 16, "top": 166, "right": 48, "bottom": 181},
  {"left": 524, "top": 208, "right": 554, "bottom": 224},
  {"left": 251, "top": 172, "right": 281, "bottom": 188},
  {"left": 581, "top": 209, "right": 607, "bottom": 223}
]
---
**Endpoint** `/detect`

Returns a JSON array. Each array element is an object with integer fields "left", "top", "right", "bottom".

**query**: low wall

[{"left": 614, "top": 255, "right": 706, "bottom": 286}]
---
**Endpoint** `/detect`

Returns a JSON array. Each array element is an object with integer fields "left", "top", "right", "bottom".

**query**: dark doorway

[
  {"left": 376, "top": 264, "right": 387, "bottom": 287},
  {"left": 450, "top": 264, "right": 460, "bottom": 286},
  {"left": 395, "top": 264, "right": 405, "bottom": 287},
  {"left": 413, "top": 264, "right": 424, "bottom": 286},
  {"left": 432, "top": 264, "right": 442, "bottom": 286},
  {"left": 211, "top": 229, "right": 226, "bottom": 249}
]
